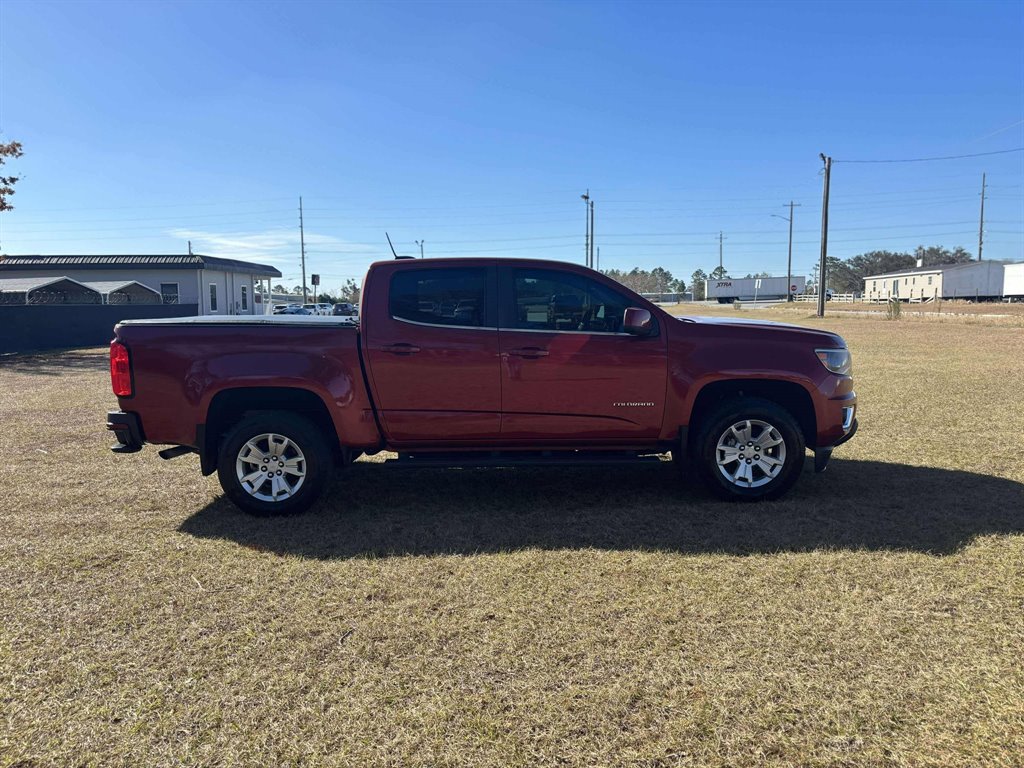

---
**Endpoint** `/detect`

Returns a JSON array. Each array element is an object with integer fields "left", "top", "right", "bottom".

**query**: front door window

[{"left": 511, "top": 269, "right": 632, "bottom": 334}]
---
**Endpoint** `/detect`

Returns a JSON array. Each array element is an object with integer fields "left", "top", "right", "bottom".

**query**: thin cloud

[{"left": 166, "top": 227, "right": 384, "bottom": 273}]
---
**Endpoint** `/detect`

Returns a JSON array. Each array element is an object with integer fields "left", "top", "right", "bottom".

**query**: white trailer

[
  {"left": 940, "top": 260, "right": 1006, "bottom": 300},
  {"left": 1004, "top": 263, "right": 1024, "bottom": 299},
  {"left": 704, "top": 276, "right": 806, "bottom": 303}
]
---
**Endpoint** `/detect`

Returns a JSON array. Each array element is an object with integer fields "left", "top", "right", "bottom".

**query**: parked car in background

[
  {"left": 303, "top": 303, "right": 331, "bottom": 316},
  {"left": 273, "top": 305, "right": 312, "bottom": 315},
  {"left": 107, "top": 256, "right": 857, "bottom": 516},
  {"left": 332, "top": 302, "right": 357, "bottom": 316}
]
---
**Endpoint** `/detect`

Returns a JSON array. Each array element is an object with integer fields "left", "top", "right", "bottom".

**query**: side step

[{"left": 380, "top": 449, "right": 669, "bottom": 469}]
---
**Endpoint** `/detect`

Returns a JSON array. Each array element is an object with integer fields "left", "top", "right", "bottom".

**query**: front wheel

[
  {"left": 691, "top": 398, "right": 805, "bottom": 501},
  {"left": 216, "top": 411, "right": 332, "bottom": 516}
]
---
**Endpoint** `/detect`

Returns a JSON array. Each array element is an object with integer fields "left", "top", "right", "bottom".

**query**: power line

[{"left": 834, "top": 147, "right": 1024, "bottom": 164}]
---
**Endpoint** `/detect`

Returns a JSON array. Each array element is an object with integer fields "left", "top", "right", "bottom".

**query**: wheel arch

[
  {"left": 687, "top": 378, "right": 817, "bottom": 450},
  {"left": 200, "top": 386, "right": 340, "bottom": 475}
]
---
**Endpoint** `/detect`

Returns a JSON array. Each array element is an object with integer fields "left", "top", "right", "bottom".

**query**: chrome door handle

[{"left": 381, "top": 343, "right": 421, "bottom": 355}]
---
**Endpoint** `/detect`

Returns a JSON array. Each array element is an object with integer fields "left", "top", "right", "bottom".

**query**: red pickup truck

[{"left": 107, "top": 257, "right": 857, "bottom": 515}]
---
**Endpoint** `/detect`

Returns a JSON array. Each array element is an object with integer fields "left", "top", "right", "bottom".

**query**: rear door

[
  {"left": 363, "top": 264, "right": 500, "bottom": 443},
  {"left": 498, "top": 265, "right": 668, "bottom": 442}
]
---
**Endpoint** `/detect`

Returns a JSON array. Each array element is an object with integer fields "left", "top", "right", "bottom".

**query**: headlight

[{"left": 815, "top": 347, "right": 852, "bottom": 375}]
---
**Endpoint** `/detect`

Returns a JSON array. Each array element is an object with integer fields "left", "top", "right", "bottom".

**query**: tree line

[
  {"left": 602, "top": 244, "right": 974, "bottom": 299},
  {"left": 272, "top": 278, "right": 361, "bottom": 304}
]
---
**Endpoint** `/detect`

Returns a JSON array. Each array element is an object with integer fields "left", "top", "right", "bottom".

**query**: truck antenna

[{"left": 386, "top": 232, "right": 399, "bottom": 259}]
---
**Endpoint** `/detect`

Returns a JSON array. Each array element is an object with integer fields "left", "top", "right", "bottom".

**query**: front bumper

[
  {"left": 814, "top": 415, "right": 858, "bottom": 472},
  {"left": 107, "top": 410, "right": 144, "bottom": 453},
  {"left": 833, "top": 414, "right": 858, "bottom": 447}
]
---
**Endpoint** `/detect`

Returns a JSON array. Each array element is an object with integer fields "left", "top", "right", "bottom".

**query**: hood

[{"left": 677, "top": 314, "right": 846, "bottom": 347}]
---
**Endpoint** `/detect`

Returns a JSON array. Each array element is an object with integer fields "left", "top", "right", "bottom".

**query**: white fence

[{"left": 794, "top": 293, "right": 859, "bottom": 303}]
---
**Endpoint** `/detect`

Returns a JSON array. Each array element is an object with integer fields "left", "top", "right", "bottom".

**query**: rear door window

[{"left": 390, "top": 268, "right": 489, "bottom": 328}]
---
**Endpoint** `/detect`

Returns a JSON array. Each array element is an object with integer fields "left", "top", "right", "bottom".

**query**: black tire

[
  {"left": 690, "top": 397, "right": 805, "bottom": 502},
  {"left": 216, "top": 411, "right": 332, "bottom": 516}
]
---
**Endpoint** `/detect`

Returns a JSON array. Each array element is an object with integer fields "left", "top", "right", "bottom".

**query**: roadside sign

[{"left": 311, "top": 274, "right": 320, "bottom": 286}]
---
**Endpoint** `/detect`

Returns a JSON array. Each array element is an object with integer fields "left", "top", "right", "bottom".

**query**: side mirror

[{"left": 623, "top": 307, "right": 653, "bottom": 336}]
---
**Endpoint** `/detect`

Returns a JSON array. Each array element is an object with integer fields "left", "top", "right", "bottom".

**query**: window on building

[
  {"left": 209, "top": 283, "right": 218, "bottom": 312},
  {"left": 904, "top": 278, "right": 908, "bottom": 285},
  {"left": 159, "top": 282, "right": 179, "bottom": 305},
  {"left": 872, "top": 281, "right": 877, "bottom": 291},
  {"left": 241, "top": 286, "right": 248, "bottom": 310},
  {"left": 511, "top": 269, "right": 633, "bottom": 333},
  {"left": 390, "top": 268, "right": 488, "bottom": 327},
  {"left": 912, "top": 277, "right": 916, "bottom": 285},
  {"left": 928, "top": 276, "right": 933, "bottom": 285}
]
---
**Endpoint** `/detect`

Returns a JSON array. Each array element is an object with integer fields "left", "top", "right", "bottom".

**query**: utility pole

[
  {"left": 977, "top": 172, "right": 986, "bottom": 261},
  {"left": 817, "top": 154, "right": 832, "bottom": 318},
  {"left": 581, "top": 190, "right": 590, "bottom": 267},
  {"left": 299, "top": 196, "right": 308, "bottom": 304},
  {"left": 596, "top": 246, "right": 600, "bottom": 271},
  {"left": 416, "top": 239, "right": 425, "bottom": 258},
  {"left": 785, "top": 201, "right": 800, "bottom": 301},
  {"left": 589, "top": 197, "right": 595, "bottom": 269},
  {"left": 718, "top": 231, "right": 726, "bottom": 271},
  {"left": 771, "top": 203, "right": 801, "bottom": 301}
]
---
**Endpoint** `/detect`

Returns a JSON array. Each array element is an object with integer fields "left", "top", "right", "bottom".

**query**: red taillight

[{"left": 110, "top": 341, "right": 132, "bottom": 397}]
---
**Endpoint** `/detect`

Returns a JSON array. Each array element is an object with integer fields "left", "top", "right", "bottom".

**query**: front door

[
  {"left": 363, "top": 265, "right": 500, "bottom": 443},
  {"left": 498, "top": 266, "right": 667, "bottom": 442}
]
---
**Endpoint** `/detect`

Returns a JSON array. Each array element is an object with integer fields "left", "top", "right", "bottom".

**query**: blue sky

[{"left": 1, "top": 0, "right": 1021, "bottom": 291}]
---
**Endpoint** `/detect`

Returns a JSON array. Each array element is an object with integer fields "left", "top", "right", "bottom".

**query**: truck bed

[{"left": 113, "top": 317, "right": 378, "bottom": 454}]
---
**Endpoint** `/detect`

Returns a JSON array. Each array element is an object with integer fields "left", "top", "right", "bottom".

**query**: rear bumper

[{"left": 106, "top": 410, "right": 144, "bottom": 453}]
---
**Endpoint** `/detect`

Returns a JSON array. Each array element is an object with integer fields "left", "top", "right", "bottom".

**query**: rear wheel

[
  {"left": 691, "top": 398, "right": 805, "bottom": 501},
  {"left": 216, "top": 411, "right": 331, "bottom": 516}
]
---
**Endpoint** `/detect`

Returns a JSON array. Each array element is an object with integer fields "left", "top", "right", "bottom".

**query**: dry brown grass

[{"left": 2, "top": 314, "right": 1023, "bottom": 767}]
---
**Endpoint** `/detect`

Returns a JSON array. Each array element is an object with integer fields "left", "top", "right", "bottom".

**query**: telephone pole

[
  {"left": 817, "top": 154, "right": 832, "bottom": 318},
  {"left": 718, "top": 231, "right": 726, "bottom": 271},
  {"left": 581, "top": 190, "right": 590, "bottom": 267},
  {"left": 415, "top": 239, "right": 425, "bottom": 258},
  {"left": 299, "top": 196, "right": 308, "bottom": 304},
  {"left": 596, "top": 246, "right": 600, "bottom": 271},
  {"left": 771, "top": 202, "right": 802, "bottom": 301},
  {"left": 786, "top": 202, "right": 800, "bottom": 301},
  {"left": 589, "top": 196, "right": 595, "bottom": 269},
  {"left": 977, "top": 172, "right": 986, "bottom": 261}
]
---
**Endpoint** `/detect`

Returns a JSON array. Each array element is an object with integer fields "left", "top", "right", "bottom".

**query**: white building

[
  {"left": 864, "top": 260, "right": 1014, "bottom": 301},
  {"left": 0, "top": 253, "right": 282, "bottom": 315}
]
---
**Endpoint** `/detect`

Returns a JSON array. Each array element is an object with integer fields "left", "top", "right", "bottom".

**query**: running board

[{"left": 380, "top": 450, "right": 669, "bottom": 469}]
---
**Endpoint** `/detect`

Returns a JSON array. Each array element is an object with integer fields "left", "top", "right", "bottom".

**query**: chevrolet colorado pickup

[{"left": 106, "top": 257, "right": 857, "bottom": 515}]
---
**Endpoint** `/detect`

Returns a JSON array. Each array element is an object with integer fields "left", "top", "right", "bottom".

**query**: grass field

[
  {"left": 674, "top": 299, "right": 1024, "bottom": 322},
  {"left": 2, "top": 309, "right": 1023, "bottom": 767}
]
